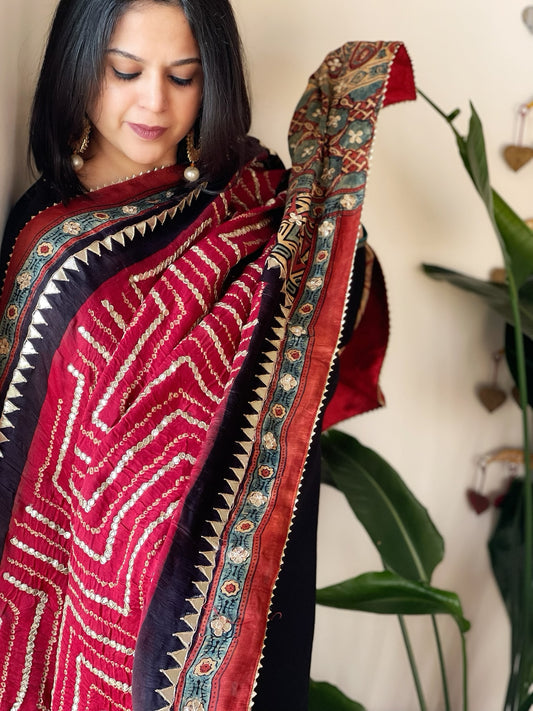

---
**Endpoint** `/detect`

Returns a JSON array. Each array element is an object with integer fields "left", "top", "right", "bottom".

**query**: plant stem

[
  {"left": 431, "top": 616, "right": 451, "bottom": 711},
  {"left": 417, "top": 88, "right": 462, "bottom": 140},
  {"left": 507, "top": 271, "right": 532, "bottom": 708},
  {"left": 460, "top": 628, "right": 469, "bottom": 711},
  {"left": 420, "top": 86, "right": 532, "bottom": 708},
  {"left": 398, "top": 615, "right": 428, "bottom": 711}
]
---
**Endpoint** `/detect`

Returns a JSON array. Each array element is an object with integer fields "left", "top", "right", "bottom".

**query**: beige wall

[
  {"left": 3, "top": 1, "right": 533, "bottom": 708},
  {"left": 0, "top": 0, "right": 57, "bottom": 220}
]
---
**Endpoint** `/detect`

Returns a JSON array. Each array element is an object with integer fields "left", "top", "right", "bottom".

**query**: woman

[{"left": 0, "top": 0, "right": 415, "bottom": 708}]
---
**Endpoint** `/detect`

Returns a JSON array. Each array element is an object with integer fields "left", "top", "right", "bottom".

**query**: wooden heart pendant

[
  {"left": 476, "top": 384, "right": 507, "bottom": 412},
  {"left": 503, "top": 145, "right": 533, "bottom": 171}
]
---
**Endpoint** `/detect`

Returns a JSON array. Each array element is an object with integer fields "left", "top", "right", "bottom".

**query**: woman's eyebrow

[{"left": 106, "top": 48, "right": 201, "bottom": 66}]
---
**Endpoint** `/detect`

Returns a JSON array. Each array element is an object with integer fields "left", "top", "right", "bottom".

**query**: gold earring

[
  {"left": 184, "top": 131, "right": 200, "bottom": 182},
  {"left": 71, "top": 118, "right": 91, "bottom": 172}
]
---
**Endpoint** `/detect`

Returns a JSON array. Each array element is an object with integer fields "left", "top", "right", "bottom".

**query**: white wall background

[{"left": 2, "top": 1, "right": 533, "bottom": 709}]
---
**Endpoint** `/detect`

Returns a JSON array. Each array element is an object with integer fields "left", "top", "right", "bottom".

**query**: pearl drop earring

[
  {"left": 184, "top": 131, "right": 200, "bottom": 182},
  {"left": 71, "top": 119, "right": 91, "bottom": 172}
]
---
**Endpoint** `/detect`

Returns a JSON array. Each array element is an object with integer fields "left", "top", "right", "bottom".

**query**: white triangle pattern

[
  {"left": 156, "top": 307, "right": 288, "bottom": 706},
  {"left": 0, "top": 201, "right": 183, "bottom": 443}
]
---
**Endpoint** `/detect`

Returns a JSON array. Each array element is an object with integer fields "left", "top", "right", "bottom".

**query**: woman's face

[{"left": 86, "top": 1, "right": 203, "bottom": 182}]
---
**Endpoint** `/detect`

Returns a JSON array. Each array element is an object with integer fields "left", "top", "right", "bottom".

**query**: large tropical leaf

[
  {"left": 419, "top": 92, "right": 533, "bottom": 288},
  {"left": 455, "top": 104, "right": 533, "bottom": 288},
  {"left": 308, "top": 680, "right": 366, "bottom": 711},
  {"left": 493, "top": 190, "right": 533, "bottom": 290},
  {"left": 320, "top": 429, "right": 443, "bottom": 582},
  {"left": 422, "top": 265, "right": 533, "bottom": 339},
  {"left": 420, "top": 91, "right": 533, "bottom": 711},
  {"left": 316, "top": 571, "right": 470, "bottom": 633},
  {"left": 518, "top": 693, "right": 533, "bottom": 711},
  {"left": 489, "top": 479, "right": 533, "bottom": 708}
]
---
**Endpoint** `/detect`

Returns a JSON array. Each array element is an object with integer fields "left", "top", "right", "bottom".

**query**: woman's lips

[{"left": 127, "top": 123, "right": 167, "bottom": 140}]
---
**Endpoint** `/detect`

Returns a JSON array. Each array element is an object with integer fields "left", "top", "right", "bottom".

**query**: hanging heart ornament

[
  {"left": 523, "top": 6, "right": 533, "bottom": 32},
  {"left": 503, "top": 100, "right": 533, "bottom": 171},
  {"left": 476, "top": 384, "right": 507, "bottom": 412},
  {"left": 503, "top": 145, "right": 533, "bottom": 171},
  {"left": 466, "top": 488, "right": 491, "bottom": 514}
]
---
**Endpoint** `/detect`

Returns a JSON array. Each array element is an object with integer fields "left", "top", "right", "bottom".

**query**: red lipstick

[{"left": 128, "top": 123, "right": 167, "bottom": 140}]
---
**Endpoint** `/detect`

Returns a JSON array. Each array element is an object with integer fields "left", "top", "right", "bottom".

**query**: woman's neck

[{"left": 78, "top": 156, "right": 176, "bottom": 192}]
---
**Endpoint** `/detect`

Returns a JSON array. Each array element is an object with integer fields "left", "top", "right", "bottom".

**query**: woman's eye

[
  {"left": 112, "top": 68, "right": 140, "bottom": 81},
  {"left": 169, "top": 76, "right": 193, "bottom": 87}
]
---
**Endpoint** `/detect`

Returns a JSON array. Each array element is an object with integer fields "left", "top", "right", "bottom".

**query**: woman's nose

[{"left": 140, "top": 74, "right": 168, "bottom": 113}]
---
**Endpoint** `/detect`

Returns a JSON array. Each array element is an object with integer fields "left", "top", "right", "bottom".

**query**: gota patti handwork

[{"left": 0, "top": 42, "right": 414, "bottom": 710}]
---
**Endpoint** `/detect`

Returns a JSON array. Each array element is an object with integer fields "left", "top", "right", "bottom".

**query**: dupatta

[{"left": 0, "top": 42, "right": 415, "bottom": 711}]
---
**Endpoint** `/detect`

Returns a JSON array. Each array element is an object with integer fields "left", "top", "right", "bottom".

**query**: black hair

[{"left": 30, "top": 0, "right": 251, "bottom": 200}]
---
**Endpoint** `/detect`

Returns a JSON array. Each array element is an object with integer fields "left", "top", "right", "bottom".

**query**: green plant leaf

[
  {"left": 489, "top": 478, "right": 533, "bottom": 705},
  {"left": 464, "top": 103, "right": 492, "bottom": 209},
  {"left": 308, "top": 680, "right": 366, "bottom": 711},
  {"left": 446, "top": 108, "right": 461, "bottom": 122},
  {"left": 419, "top": 92, "right": 533, "bottom": 288},
  {"left": 320, "top": 429, "right": 443, "bottom": 582},
  {"left": 419, "top": 88, "right": 533, "bottom": 711},
  {"left": 320, "top": 449, "right": 336, "bottom": 487},
  {"left": 519, "top": 277, "right": 533, "bottom": 304},
  {"left": 505, "top": 325, "right": 533, "bottom": 408},
  {"left": 493, "top": 190, "right": 533, "bottom": 289},
  {"left": 316, "top": 571, "right": 470, "bottom": 633},
  {"left": 422, "top": 264, "right": 533, "bottom": 339},
  {"left": 518, "top": 691, "right": 533, "bottom": 711}
]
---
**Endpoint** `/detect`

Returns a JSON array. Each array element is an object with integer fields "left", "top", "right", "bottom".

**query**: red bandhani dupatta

[{"left": 0, "top": 42, "right": 415, "bottom": 711}]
